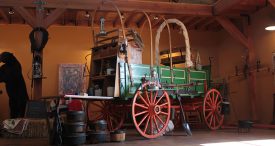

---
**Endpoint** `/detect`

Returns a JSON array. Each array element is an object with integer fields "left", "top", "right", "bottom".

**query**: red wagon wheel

[
  {"left": 203, "top": 89, "right": 224, "bottom": 130},
  {"left": 87, "top": 100, "right": 124, "bottom": 131},
  {"left": 132, "top": 82, "right": 171, "bottom": 139}
]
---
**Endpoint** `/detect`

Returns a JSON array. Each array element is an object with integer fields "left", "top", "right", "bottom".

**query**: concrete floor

[{"left": 0, "top": 128, "right": 275, "bottom": 146}]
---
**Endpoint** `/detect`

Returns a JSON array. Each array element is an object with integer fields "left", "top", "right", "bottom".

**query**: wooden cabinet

[
  {"left": 89, "top": 43, "right": 118, "bottom": 96},
  {"left": 89, "top": 29, "right": 143, "bottom": 97}
]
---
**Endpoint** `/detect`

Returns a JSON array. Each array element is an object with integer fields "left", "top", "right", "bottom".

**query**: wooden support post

[
  {"left": 12, "top": 4, "right": 65, "bottom": 99},
  {"left": 32, "top": 7, "right": 45, "bottom": 100},
  {"left": 244, "top": 20, "right": 258, "bottom": 121}
]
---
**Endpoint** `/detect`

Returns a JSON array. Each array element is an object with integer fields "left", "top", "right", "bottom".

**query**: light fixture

[
  {"left": 8, "top": 8, "right": 14, "bottom": 15},
  {"left": 153, "top": 16, "right": 159, "bottom": 20},
  {"left": 265, "top": 25, "right": 275, "bottom": 31},
  {"left": 121, "top": 13, "right": 125, "bottom": 20},
  {"left": 84, "top": 11, "right": 90, "bottom": 18}
]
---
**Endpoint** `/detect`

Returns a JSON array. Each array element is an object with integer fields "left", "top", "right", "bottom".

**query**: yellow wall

[{"left": 0, "top": 25, "right": 92, "bottom": 120}]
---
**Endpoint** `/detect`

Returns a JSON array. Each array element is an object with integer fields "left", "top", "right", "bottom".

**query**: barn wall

[
  {"left": 0, "top": 23, "right": 220, "bottom": 120},
  {"left": 217, "top": 5, "right": 275, "bottom": 124}
]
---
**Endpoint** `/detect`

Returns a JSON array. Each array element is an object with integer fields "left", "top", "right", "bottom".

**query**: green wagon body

[{"left": 119, "top": 62, "right": 210, "bottom": 100}]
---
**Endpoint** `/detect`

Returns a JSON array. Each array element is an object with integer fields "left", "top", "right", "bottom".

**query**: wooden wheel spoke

[
  {"left": 206, "top": 101, "right": 211, "bottom": 107},
  {"left": 89, "top": 110, "right": 102, "bottom": 113},
  {"left": 212, "top": 115, "right": 216, "bottom": 127},
  {"left": 214, "top": 114, "right": 220, "bottom": 125},
  {"left": 155, "top": 93, "right": 165, "bottom": 105},
  {"left": 206, "top": 111, "right": 212, "bottom": 120},
  {"left": 153, "top": 91, "right": 158, "bottom": 103},
  {"left": 155, "top": 114, "right": 165, "bottom": 125},
  {"left": 150, "top": 116, "right": 153, "bottom": 135},
  {"left": 138, "top": 93, "right": 149, "bottom": 106},
  {"left": 138, "top": 113, "right": 149, "bottom": 127},
  {"left": 160, "top": 111, "right": 168, "bottom": 116},
  {"left": 204, "top": 108, "right": 212, "bottom": 111},
  {"left": 110, "top": 116, "right": 119, "bottom": 125},
  {"left": 92, "top": 114, "right": 104, "bottom": 121},
  {"left": 211, "top": 91, "right": 215, "bottom": 102},
  {"left": 159, "top": 102, "right": 168, "bottom": 107},
  {"left": 217, "top": 101, "right": 222, "bottom": 106},
  {"left": 92, "top": 102, "right": 104, "bottom": 109},
  {"left": 153, "top": 116, "right": 160, "bottom": 132},
  {"left": 135, "top": 110, "right": 148, "bottom": 117},
  {"left": 143, "top": 115, "right": 150, "bottom": 133},
  {"left": 135, "top": 103, "right": 148, "bottom": 109},
  {"left": 150, "top": 91, "right": 153, "bottom": 104},
  {"left": 209, "top": 115, "right": 213, "bottom": 127},
  {"left": 144, "top": 91, "right": 151, "bottom": 104},
  {"left": 107, "top": 116, "right": 114, "bottom": 130},
  {"left": 214, "top": 93, "right": 219, "bottom": 104}
]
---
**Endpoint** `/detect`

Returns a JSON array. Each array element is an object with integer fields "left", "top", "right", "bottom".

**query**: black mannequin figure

[{"left": 0, "top": 52, "right": 29, "bottom": 118}]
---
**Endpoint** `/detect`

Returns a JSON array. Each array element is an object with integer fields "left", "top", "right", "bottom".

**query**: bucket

[
  {"left": 110, "top": 130, "right": 126, "bottom": 142},
  {"left": 221, "top": 101, "right": 230, "bottom": 115}
]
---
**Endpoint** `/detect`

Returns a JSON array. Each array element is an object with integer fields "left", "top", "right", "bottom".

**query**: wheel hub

[{"left": 154, "top": 105, "right": 161, "bottom": 114}]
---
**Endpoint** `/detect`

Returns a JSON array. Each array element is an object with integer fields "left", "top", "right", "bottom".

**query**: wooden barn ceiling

[{"left": 0, "top": 0, "right": 274, "bottom": 31}]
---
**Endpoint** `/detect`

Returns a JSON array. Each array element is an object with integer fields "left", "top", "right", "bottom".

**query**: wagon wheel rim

[
  {"left": 88, "top": 100, "right": 124, "bottom": 131},
  {"left": 203, "top": 89, "right": 224, "bottom": 130},
  {"left": 132, "top": 83, "right": 171, "bottom": 139}
]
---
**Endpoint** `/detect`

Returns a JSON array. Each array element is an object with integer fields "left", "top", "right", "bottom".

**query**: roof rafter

[
  {"left": 0, "top": 0, "right": 213, "bottom": 16},
  {"left": 0, "top": 8, "right": 8, "bottom": 22},
  {"left": 214, "top": 0, "right": 242, "bottom": 15}
]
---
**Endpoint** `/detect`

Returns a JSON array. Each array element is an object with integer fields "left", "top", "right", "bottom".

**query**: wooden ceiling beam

[
  {"left": 0, "top": 8, "right": 8, "bottom": 22},
  {"left": 125, "top": 13, "right": 136, "bottom": 28},
  {"left": 13, "top": 6, "right": 36, "bottom": 27},
  {"left": 198, "top": 18, "right": 216, "bottom": 30},
  {"left": 112, "top": 14, "right": 119, "bottom": 27},
  {"left": 214, "top": 0, "right": 242, "bottom": 15},
  {"left": 136, "top": 15, "right": 147, "bottom": 28},
  {"left": 189, "top": 17, "right": 208, "bottom": 29},
  {"left": 216, "top": 16, "right": 249, "bottom": 49},
  {"left": 240, "top": 0, "right": 266, "bottom": 7},
  {"left": 0, "top": 0, "right": 212, "bottom": 16},
  {"left": 44, "top": 8, "right": 66, "bottom": 28}
]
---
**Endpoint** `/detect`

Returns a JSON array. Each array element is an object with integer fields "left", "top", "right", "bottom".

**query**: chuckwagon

[{"left": 87, "top": 3, "right": 224, "bottom": 139}]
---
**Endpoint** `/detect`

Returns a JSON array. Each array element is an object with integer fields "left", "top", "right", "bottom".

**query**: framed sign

[{"left": 58, "top": 64, "right": 85, "bottom": 95}]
